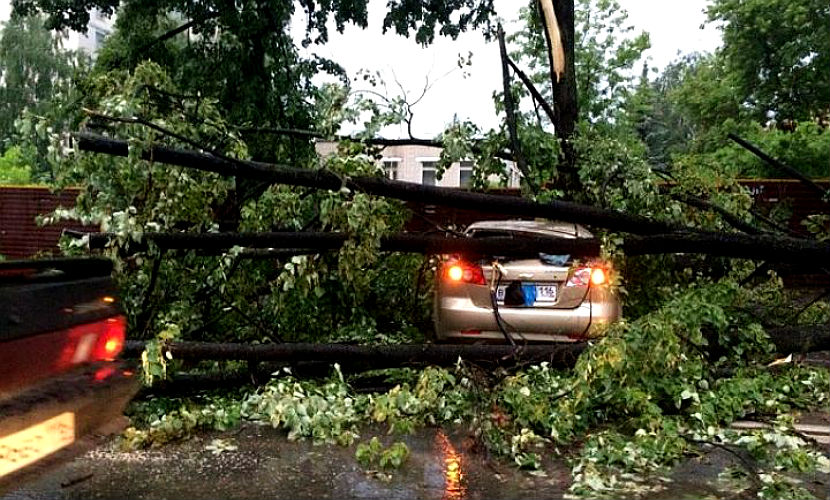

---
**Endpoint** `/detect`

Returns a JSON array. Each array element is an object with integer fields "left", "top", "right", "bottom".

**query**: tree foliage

[
  {"left": 707, "top": 0, "right": 830, "bottom": 123},
  {"left": 629, "top": 0, "right": 830, "bottom": 179},
  {"left": 124, "top": 278, "right": 830, "bottom": 498},
  {"left": 0, "top": 145, "right": 35, "bottom": 184},
  {"left": 0, "top": 15, "right": 82, "bottom": 179}
]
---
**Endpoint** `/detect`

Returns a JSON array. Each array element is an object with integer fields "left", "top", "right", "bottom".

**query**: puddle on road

[{"left": 4, "top": 424, "right": 571, "bottom": 500}]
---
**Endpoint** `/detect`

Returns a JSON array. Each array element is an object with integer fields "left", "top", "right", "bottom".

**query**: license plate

[
  {"left": 0, "top": 412, "right": 75, "bottom": 477},
  {"left": 496, "top": 284, "right": 557, "bottom": 303},
  {"left": 535, "top": 285, "right": 558, "bottom": 302}
]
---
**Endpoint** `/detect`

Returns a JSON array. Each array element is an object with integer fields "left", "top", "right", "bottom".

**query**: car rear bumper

[
  {"left": 435, "top": 292, "right": 621, "bottom": 342},
  {"left": 0, "top": 362, "right": 138, "bottom": 493}
]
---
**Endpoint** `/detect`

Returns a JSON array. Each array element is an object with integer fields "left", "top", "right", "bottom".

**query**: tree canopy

[{"left": 0, "top": 14, "right": 81, "bottom": 180}]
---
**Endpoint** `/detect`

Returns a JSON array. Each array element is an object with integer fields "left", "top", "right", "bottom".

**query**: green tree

[
  {"left": 628, "top": 0, "right": 830, "bottom": 178},
  {"left": 0, "top": 145, "right": 34, "bottom": 184},
  {"left": 511, "top": 0, "right": 650, "bottom": 125},
  {"left": 0, "top": 15, "right": 80, "bottom": 178},
  {"left": 707, "top": 0, "right": 830, "bottom": 122},
  {"left": 15, "top": 0, "right": 496, "bottom": 165}
]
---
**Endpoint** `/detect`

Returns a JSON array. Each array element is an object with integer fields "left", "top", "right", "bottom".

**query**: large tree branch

[
  {"left": 506, "top": 57, "right": 557, "bottom": 125},
  {"left": 74, "top": 133, "right": 830, "bottom": 262},
  {"left": 728, "top": 133, "right": 830, "bottom": 202},
  {"left": 69, "top": 230, "right": 602, "bottom": 258},
  {"left": 121, "top": 324, "right": 830, "bottom": 369},
  {"left": 497, "top": 25, "right": 537, "bottom": 194},
  {"left": 622, "top": 232, "right": 829, "bottom": 263},
  {"left": 122, "top": 341, "right": 588, "bottom": 368},
  {"left": 74, "top": 132, "right": 679, "bottom": 234},
  {"left": 671, "top": 194, "right": 761, "bottom": 235},
  {"left": 69, "top": 229, "right": 830, "bottom": 264}
]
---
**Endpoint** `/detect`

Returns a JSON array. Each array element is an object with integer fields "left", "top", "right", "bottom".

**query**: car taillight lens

[
  {"left": 92, "top": 316, "right": 126, "bottom": 361},
  {"left": 566, "top": 267, "right": 608, "bottom": 287},
  {"left": 590, "top": 268, "right": 606, "bottom": 285},
  {"left": 444, "top": 259, "right": 485, "bottom": 285}
]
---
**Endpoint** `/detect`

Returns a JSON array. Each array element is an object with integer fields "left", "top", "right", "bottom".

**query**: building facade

[{"left": 315, "top": 141, "right": 521, "bottom": 188}]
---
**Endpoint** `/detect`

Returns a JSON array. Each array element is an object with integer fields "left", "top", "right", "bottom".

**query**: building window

[
  {"left": 94, "top": 29, "right": 108, "bottom": 48},
  {"left": 382, "top": 159, "right": 399, "bottom": 180},
  {"left": 421, "top": 161, "right": 437, "bottom": 185},
  {"left": 459, "top": 160, "right": 474, "bottom": 188}
]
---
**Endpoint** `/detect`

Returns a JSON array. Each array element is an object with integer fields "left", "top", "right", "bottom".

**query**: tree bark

[
  {"left": 124, "top": 341, "right": 588, "bottom": 368},
  {"left": 69, "top": 229, "right": 830, "bottom": 265},
  {"left": 71, "top": 230, "right": 602, "bottom": 258},
  {"left": 765, "top": 325, "right": 830, "bottom": 354},
  {"left": 538, "top": 0, "right": 580, "bottom": 192},
  {"left": 621, "top": 232, "right": 830, "bottom": 263},
  {"left": 122, "top": 325, "right": 830, "bottom": 369}
]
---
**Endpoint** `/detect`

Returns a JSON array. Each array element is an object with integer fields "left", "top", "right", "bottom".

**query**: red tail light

[
  {"left": 444, "top": 259, "right": 486, "bottom": 285},
  {"left": 0, "top": 315, "right": 127, "bottom": 394},
  {"left": 92, "top": 316, "right": 126, "bottom": 361},
  {"left": 566, "top": 267, "right": 608, "bottom": 287}
]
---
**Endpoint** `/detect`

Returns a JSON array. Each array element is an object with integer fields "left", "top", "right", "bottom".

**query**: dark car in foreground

[{"left": 0, "top": 257, "right": 137, "bottom": 492}]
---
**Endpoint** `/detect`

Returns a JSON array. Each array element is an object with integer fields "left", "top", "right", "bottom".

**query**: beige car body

[{"left": 433, "top": 220, "right": 621, "bottom": 342}]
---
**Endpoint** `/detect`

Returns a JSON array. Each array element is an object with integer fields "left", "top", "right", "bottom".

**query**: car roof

[{"left": 465, "top": 220, "right": 593, "bottom": 239}]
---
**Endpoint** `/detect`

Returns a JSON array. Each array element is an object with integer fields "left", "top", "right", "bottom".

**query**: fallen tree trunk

[
  {"left": 764, "top": 325, "right": 830, "bottom": 354},
  {"left": 74, "top": 134, "right": 829, "bottom": 262},
  {"left": 70, "top": 229, "right": 830, "bottom": 264},
  {"left": 123, "top": 341, "right": 588, "bottom": 368},
  {"left": 73, "top": 230, "right": 602, "bottom": 257},
  {"left": 622, "top": 232, "right": 830, "bottom": 263},
  {"left": 75, "top": 132, "right": 678, "bottom": 235},
  {"left": 122, "top": 326, "right": 830, "bottom": 368}
]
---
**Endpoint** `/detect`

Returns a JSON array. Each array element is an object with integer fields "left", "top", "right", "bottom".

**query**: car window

[{"left": 467, "top": 230, "right": 513, "bottom": 238}]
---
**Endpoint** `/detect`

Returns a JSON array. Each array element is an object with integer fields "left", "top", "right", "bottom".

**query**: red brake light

[
  {"left": 93, "top": 316, "right": 126, "bottom": 361},
  {"left": 444, "top": 259, "right": 485, "bottom": 285},
  {"left": 590, "top": 268, "right": 606, "bottom": 285},
  {"left": 567, "top": 267, "right": 609, "bottom": 287}
]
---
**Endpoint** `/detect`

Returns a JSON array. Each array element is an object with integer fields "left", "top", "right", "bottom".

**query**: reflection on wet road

[{"left": 435, "top": 430, "right": 466, "bottom": 500}]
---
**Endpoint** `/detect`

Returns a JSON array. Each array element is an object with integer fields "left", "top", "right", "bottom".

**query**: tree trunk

[
  {"left": 123, "top": 326, "right": 829, "bottom": 369},
  {"left": 538, "top": 0, "right": 579, "bottom": 193},
  {"left": 124, "top": 341, "right": 588, "bottom": 369},
  {"left": 75, "top": 230, "right": 602, "bottom": 257},
  {"left": 76, "top": 132, "right": 676, "bottom": 234},
  {"left": 71, "top": 229, "right": 830, "bottom": 265}
]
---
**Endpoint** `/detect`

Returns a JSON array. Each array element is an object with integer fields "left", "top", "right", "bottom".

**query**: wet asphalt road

[
  {"left": 3, "top": 425, "right": 572, "bottom": 500},
  {"left": 4, "top": 422, "right": 829, "bottom": 500}
]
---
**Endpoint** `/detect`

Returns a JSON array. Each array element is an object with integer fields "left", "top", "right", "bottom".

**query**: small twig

[
  {"left": 136, "top": 251, "right": 165, "bottom": 336},
  {"left": 61, "top": 473, "right": 94, "bottom": 488}
]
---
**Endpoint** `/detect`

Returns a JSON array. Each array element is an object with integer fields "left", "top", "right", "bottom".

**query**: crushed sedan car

[{"left": 434, "top": 220, "right": 621, "bottom": 343}]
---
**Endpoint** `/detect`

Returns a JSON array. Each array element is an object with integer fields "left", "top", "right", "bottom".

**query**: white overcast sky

[
  {"left": 295, "top": 0, "right": 723, "bottom": 138},
  {"left": 0, "top": 0, "right": 722, "bottom": 138}
]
